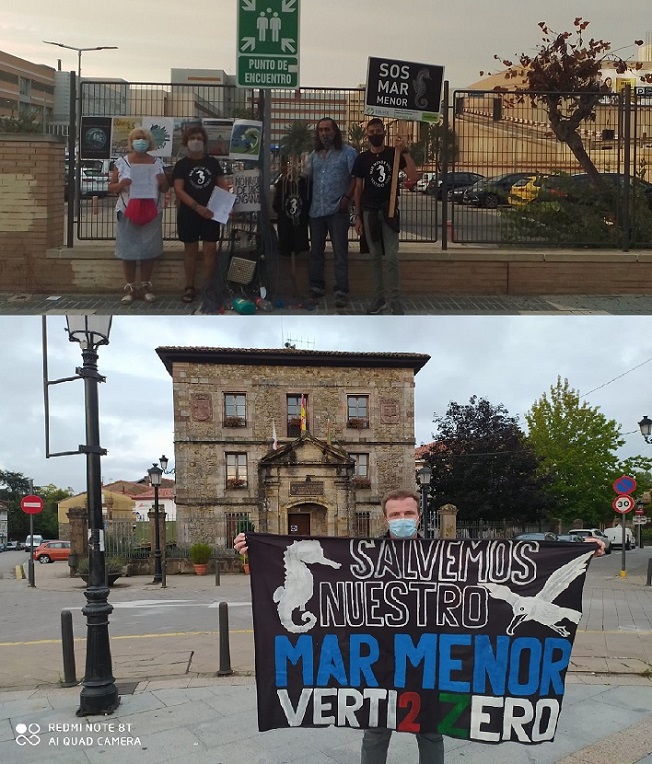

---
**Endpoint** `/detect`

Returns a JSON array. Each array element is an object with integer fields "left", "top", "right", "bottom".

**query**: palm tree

[
  {"left": 348, "top": 124, "right": 366, "bottom": 152},
  {"left": 279, "top": 120, "right": 314, "bottom": 159}
]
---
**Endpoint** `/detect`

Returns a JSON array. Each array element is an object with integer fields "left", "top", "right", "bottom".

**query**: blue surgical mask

[
  {"left": 132, "top": 139, "right": 149, "bottom": 153},
  {"left": 388, "top": 518, "right": 418, "bottom": 539}
]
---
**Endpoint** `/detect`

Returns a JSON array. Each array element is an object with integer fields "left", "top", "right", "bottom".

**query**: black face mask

[{"left": 368, "top": 134, "right": 384, "bottom": 147}]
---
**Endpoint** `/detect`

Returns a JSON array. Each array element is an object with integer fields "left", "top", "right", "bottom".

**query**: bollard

[
  {"left": 215, "top": 559, "right": 221, "bottom": 586},
  {"left": 161, "top": 558, "right": 167, "bottom": 589},
  {"left": 647, "top": 558, "right": 652, "bottom": 587},
  {"left": 217, "top": 601, "right": 233, "bottom": 676},
  {"left": 60, "top": 610, "right": 77, "bottom": 687}
]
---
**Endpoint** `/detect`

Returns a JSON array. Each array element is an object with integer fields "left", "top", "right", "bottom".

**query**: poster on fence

[
  {"left": 232, "top": 169, "right": 261, "bottom": 212},
  {"left": 247, "top": 534, "right": 596, "bottom": 743},
  {"left": 80, "top": 117, "right": 112, "bottom": 159}
]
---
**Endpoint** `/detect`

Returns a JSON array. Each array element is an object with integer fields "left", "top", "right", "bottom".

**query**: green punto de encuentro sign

[{"left": 237, "top": 0, "right": 300, "bottom": 88}]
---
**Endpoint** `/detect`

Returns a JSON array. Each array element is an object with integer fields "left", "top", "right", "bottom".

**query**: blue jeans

[
  {"left": 361, "top": 728, "right": 444, "bottom": 764},
  {"left": 308, "top": 212, "right": 350, "bottom": 294},
  {"left": 361, "top": 210, "right": 401, "bottom": 303}
]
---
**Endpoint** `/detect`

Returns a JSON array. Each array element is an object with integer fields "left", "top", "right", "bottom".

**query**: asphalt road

[{"left": 2, "top": 544, "right": 651, "bottom": 647}]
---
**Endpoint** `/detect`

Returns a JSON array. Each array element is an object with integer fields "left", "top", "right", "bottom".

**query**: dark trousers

[{"left": 308, "top": 211, "right": 350, "bottom": 294}]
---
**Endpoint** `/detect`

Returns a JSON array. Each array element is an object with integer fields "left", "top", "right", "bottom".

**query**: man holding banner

[
  {"left": 353, "top": 118, "right": 418, "bottom": 315},
  {"left": 233, "top": 492, "right": 604, "bottom": 761},
  {"left": 360, "top": 488, "right": 445, "bottom": 762}
]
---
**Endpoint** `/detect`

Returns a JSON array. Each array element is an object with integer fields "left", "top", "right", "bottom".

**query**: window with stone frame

[
  {"left": 351, "top": 453, "right": 371, "bottom": 489},
  {"left": 347, "top": 395, "right": 369, "bottom": 428},
  {"left": 223, "top": 393, "right": 247, "bottom": 427},
  {"left": 356, "top": 511, "right": 371, "bottom": 537},
  {"left": 226, "top": 453, "right": 248, "bottom": 488},
  {"left": 286, "top": 394, "right": 307, "bottom": 437}
]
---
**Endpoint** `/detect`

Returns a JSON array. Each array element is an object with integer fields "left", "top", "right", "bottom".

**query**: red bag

[{"left": 124, "top": 198, "right": 158, "bottom": 225}]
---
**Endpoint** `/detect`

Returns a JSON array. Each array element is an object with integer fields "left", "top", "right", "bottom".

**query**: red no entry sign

[{"left": 20, "top": 494, "right": 44, "bottom": 515}]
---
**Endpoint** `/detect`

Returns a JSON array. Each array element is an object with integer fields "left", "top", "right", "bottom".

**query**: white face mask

[{"left": 187, "top": 139, "right": 204, "bottom": 153}]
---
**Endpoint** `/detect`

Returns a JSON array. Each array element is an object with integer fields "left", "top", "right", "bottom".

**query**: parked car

[
  {"left": 508, "top": 173, "right": 555, "bottom": 207},
  {"left": 603, "top": 526, "right": 634, "bottom": 550},
  {"left": 567, "top": 528, "right": 612, "bottom": 553},
  {"left": 0, "top": 543, "right": 5, "bottom": 552},
  {"left": 512, "top": 532, "right": 558, "bottom": 542},
  {"left": 458, "top": 172, "right": 534, "bottom": 208},
  {"left": 4, "top": 541, "right": 21, "bottom": 551},
  {"left": 414, "top": 172, "right": 438, "bottom": 193},
  {"left": 426, "top": 172, "right": 485, "bottom": 200},
  {"left": 528, "top": 173, "right": 652, "bottom": 211},
  {"left": 33, "top": 540, "right": 71, "bottom": 564},
  {"left": 556, "top": 533, "right": 585, "bottom": 543},
  {"left": 24, "top": 534, "right": 43, "bottom": 551}
]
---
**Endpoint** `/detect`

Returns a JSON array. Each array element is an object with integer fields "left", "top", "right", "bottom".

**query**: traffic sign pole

[{"left": 20, "top": 494, "right": 44, "bottom": 588}]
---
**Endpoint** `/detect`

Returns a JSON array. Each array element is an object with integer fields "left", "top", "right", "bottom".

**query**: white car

[
  {"left": 567, "top": 528, "right": 612, "bottom": 554},
  {"left": 602, "top": 526, "right": 634, "bottom": 550}
]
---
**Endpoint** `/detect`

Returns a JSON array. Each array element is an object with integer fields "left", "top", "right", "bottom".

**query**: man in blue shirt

[{"left": 305, "top": 118, "right": 357, "bottom": 308}]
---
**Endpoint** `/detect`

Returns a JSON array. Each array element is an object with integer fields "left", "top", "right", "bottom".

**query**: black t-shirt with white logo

[
  {"left": 172, "top": 155, "right": 225, "bottom": 207},
  {"left": 352, "top": 147, "right": 406, "bottom": 210}
]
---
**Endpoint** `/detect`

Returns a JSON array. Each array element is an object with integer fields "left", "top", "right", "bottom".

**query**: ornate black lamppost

[
  {"left": 417, "top": 464, "right": 433, "bottom": 538},
  {"left": 65, "top": 316, "right": 119, "bottom": 717},
  {"left": 147, "top": 461, "right": 163, "bottom": 584}
]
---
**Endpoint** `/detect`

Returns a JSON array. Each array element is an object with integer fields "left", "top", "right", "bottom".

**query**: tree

[
  {"left": 525, "top": 377, "right": 624, "bottom": 526},
  {"left": 419, "top": 122, "right": 457, "bottom": 171},
  {"left": 424, "top": 396, "right": 551, "bottom": 523},
  {"left": 347, "top": 124, "right": 366, "bottom": 153},
  {"left": 0, "top": 470, "right": 73, "bottom": 540},
  {"left": 279, "top": 120, "right": 314, "bottom": 159},
  {"left": 494, "top": 18, "right": 651, "bottom": 185}
]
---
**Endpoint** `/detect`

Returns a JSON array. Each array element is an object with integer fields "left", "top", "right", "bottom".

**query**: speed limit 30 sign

[{"left": 613, "top": 494, "right": 635, "bottom": 514}]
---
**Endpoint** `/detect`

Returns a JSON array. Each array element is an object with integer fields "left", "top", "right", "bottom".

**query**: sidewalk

[
  {"left": 3, "top": 291, "right": 652, "bottom": 315},
  {"left": 1, "top": 555, "right": 652, "bottom": 763}
]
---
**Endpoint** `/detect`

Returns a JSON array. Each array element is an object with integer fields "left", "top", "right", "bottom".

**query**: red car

[{"left": 33, "top": 540, "right": 71, "bottom": 563}]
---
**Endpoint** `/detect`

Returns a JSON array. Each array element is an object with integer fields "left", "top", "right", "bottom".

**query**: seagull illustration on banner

[{"left": 481, "top": 550, "right": 593, "bottom": 637}]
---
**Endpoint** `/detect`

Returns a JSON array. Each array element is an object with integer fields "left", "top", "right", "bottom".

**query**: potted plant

[
  {"left": 77, "top": 556, "right": 126, "bottom": 586},
  {"left": 226, "top": 477, "right": 247, "bottom": 489},
  {"left": 190, "top": 542, "right": 212, "bottom": 575},
  {"left": 347, "top": 417, "right": 368, "bottom": 429},
  {"left": 352, "top": 476, "right": 372, "bottom": 489},
  {"left": 241, "top": 553, "right": 250, "bottom": 574}
]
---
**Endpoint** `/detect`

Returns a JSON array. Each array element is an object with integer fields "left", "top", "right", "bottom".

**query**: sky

[
  {"left": 1, "top": 314, "right": 652, "bottom": 495},
  {"left": 3, "top": 1, "right": 650, "bottom": 91}
]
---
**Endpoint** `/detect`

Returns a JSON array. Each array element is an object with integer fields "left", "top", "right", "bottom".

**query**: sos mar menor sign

[
  {"left": 248, "top": 534, "right": 596, "bottom": 744},
  {"left": 365, "top": 57, "right": 444, "bottom": 123}
]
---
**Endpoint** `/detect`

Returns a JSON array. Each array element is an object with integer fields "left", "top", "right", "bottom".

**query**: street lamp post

[
  {"left": 639, "top": 416, "right": 652, "bottom": 443},
  {"left": 64, "top": 316, "right": 119, "bottom": 717},
  {"left": 42, "top": 41, "right": 117, "bottom": 210},
  {"left": 417, "top": 464, "right": 433, "bottom": 538},
  {"left": 147, "top": 462, "right": 163, "bottom": 585}
]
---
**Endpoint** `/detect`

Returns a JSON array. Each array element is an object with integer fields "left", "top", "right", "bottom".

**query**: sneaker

[
  {"left": 141, "top": 281, "right": 156, "bottom": 303},
  {"left": 121, "top": 283, "right": 137, "bottom": 305},
  {"left": 309, "top": 286, "right": 325, "bottom": 298},
  {"left": 334, "top": 291, "right": 348, "bottom": 308},
  {"left": 390, "top": 300, "right": 405, "bottom": 315},
  {"left": 366, "top": 298, "right": 387, "bottom": 315}
]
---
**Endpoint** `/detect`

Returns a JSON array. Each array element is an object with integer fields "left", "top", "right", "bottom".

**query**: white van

[
  {"left": 603, "top": 526, "right": 633, "bottom": 549},
  {"left": 24, "top": 535, "right": 43, "bottom": 551}
]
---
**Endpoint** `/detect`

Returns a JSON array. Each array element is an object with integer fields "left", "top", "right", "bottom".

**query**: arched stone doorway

[{"left": 287, "top": 502, "right": 328, "bottom": 536}]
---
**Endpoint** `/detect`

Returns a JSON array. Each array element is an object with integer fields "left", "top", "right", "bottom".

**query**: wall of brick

[{"left": 0, "top": 134, "right": 71, "bottom": 291}]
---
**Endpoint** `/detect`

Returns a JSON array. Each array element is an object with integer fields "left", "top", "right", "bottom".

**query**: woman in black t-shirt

[{"left": 172, "top": 125, "right": 229, "bottom": 303}]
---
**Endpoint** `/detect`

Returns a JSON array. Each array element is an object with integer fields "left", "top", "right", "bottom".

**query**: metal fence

[
  {"left": 66, "top": 82, "right": 652, "bottom": 250},
  {"left": 73, "top": 81, "right": 438, "bottom": 244},
  {"left": 448, "top": 89, "right": 652, "bottom": 248}
]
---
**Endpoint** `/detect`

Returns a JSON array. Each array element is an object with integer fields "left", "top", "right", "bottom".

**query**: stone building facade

[{"left": 156, "top": 347, "right": 430, "bottom": 547}]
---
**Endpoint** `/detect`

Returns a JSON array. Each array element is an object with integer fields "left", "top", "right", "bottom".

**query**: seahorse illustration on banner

[
  {"left": 413, "top": 68, "right": 432, "bottom": 109},
  {"left": 273, "top": 540, "right": 341, "bottom": 633}
]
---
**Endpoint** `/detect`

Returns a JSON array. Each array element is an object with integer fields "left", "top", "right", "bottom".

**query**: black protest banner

[{"left": 248, "top": 534, "right": 595, "bottom": 743}]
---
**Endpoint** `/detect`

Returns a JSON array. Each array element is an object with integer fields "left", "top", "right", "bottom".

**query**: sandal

[{"left": 181, "top": 286, "right": 196, "bottom": 303}]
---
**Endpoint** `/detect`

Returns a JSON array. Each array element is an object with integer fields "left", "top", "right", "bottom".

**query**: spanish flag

[{"left": 300, "top": 394, "right": 307, "bottom": 433}]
